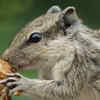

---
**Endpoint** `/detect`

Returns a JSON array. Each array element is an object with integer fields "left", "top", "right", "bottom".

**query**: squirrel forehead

[
  {"left": 10, "top": 12, "right": 61, "bottom": 48},
  {"left": 19, "top": 13, "right": 60, "bottom": 35}
]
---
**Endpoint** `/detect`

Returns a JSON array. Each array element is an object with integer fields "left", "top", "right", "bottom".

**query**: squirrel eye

[{"left": 28, "top": 32, "right": 41, "bottom": 43}]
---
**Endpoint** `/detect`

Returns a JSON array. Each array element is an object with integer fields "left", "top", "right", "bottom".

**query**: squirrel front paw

[{"left": 0, "top": 73, "right": 30, "bottom": 95}]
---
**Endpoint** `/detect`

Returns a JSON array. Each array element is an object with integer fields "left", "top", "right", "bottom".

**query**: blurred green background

[{"left": 0, "top": 0, "right": 100, "bottom": 100}]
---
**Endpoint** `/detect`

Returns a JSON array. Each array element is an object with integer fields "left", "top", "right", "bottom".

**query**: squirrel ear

[
  {"left": 63, "top": 6, "right": 75, "bottom": 16},
  {"left": 47, "top": 5, "right": 62, "bottom": 13},
  {"left": 59, "top": 6, "right": 80, "bottom": 28}
]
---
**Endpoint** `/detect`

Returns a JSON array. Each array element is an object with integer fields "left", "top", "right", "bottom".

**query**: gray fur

[{"left": 1, "top": 6, "right": 100, "bottom": 100}]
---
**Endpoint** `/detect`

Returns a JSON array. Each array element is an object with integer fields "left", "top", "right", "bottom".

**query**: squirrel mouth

[
  {"left": 18, "top": 64, "right": 25, "bottom": 69},
  {"left": 18, "top": 63, "right": 35, "bottom": 70},
  {"left": 18, "top": 64, "right": 29, "bottom": 69}
]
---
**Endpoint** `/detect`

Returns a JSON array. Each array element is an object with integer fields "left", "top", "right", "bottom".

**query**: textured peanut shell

[{"left": 0, "top": 59, "right": 22, "bottom": 100}]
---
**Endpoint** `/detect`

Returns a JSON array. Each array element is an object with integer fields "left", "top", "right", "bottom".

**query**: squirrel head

[{"left": 2, "top": 6, "right": 80, "bottom": 69}]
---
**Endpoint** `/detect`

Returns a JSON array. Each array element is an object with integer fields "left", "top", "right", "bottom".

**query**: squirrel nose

[{"left": 2, "top": 49, "right": 10, "bottom": 61}]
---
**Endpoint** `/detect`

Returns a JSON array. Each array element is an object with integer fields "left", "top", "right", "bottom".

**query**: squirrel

[{"left": 1, "top": 5, "right": 100, "bottom": 100}]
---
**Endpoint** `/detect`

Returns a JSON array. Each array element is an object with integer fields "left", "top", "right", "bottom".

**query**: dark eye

[{"left": 28, "top": 32, "right": 41, "bottom": 43}]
